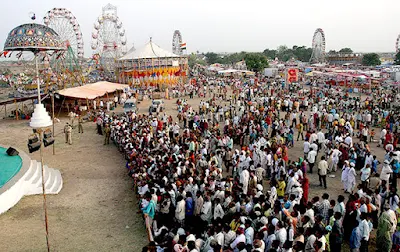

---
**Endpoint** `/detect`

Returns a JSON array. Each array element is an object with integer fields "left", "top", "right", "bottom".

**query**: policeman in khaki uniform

[
  {"left": 78, "top": 115, "right": 84, "bottom": 133},
  {"left": 64, "top": 122, "right": 72, "bottom": 145},
  {"left": 104, "top": 124, "right": 111, "bottom": 145}
]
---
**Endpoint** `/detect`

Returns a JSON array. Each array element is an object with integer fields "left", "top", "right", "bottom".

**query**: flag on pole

[{"left": 180, "top": 43, "right": 186, "bottom": 50}]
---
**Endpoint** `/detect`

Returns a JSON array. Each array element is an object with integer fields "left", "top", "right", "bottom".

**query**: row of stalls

[
  {"left": 305, "top": 68, "right": 388, "bottom": 92},
  {"left": 1, "top": 81, "right": 131, "bottom": 120},
  {"left": 217, "top": 69, "right": 255, "bottom": 77}
]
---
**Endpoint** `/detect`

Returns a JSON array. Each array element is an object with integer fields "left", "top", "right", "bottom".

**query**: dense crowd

[{"left": 96, "top": 75, "right": 400, "bottom": 252}]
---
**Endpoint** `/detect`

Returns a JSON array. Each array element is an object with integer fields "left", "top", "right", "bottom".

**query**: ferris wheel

[
  {"left": 91, "top": 4, "right": 127, "bottom": 74},
  {"left": 43, "top": 8, "right": 84, "bottom": 61},
  {"left": 396, "top": 34, "right": 400, "bottom": 53},
  {"left": 172, "top": 30, "right": 183, "bottom": 55},
  {"left": 310, "top": 28, "right": 326, "bottom": 63}
]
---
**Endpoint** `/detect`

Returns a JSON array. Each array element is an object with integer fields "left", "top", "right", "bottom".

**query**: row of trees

[
  {"left": 263, "top": 45, "right": 312, "bottom": 62},
  {"left": 202, "top": 52, "right": 269, "bottom": 72},
  {"left": 194, "top": 45, "right": 386, "bottom": 72}
]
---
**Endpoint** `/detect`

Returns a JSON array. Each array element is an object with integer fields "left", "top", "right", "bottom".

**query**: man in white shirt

[
  {"left": 213, "top": 198, "right": 225, "bottom": 220},
  {"left": 200, "top": 196, "right": 212, "bottom": 224},
  {"left": 317, "top": 131, "right": 325, "bottom": 147},
  {"left": 359, "top": 212, "right": 371, "bottom": 251},
  {"left": 318, "top": 156, "right": 328, "bottom": 189},
  {"left": 305, "top": 228, "right": 316, "bottom": 251},
  {"left": 360, "top": 164, "right": 371, "bottom": 189},
  {"left": 223, "top": 225, "right": 236, "bottom": 249},
  {"left": 214, "top": 225, "right": 224, "bottom": 247},
  {"left": 310, "top": 141, "right": 318, "bottom": 153},
  {"left": 286, "top": 172, "right": 301, "bottom": 194},
  {"left": 345, "top": 134, "right": 353, "bottom": 147},
  {"left": 310, "top": 132, "right": 318, "bottom": 144},
  {"left": 378, "top": 128, "right": 387, "bottom": 147},
  {"left": 230, "top": 228, "right": 246, "bottom": 250},
  {"left": 275, "top": 221, "right": 287, "bottom": 247},
  {"left": 380, "top": 160, "right": 393, "bottom": 185},
  {"left": 307, "top": 149, "right": 317, "bottom": 174},
  {"left": 244, "top": 220, "right": 254, "bottom": 246},
  {"left": 304, "top": 141, "right": 310, "bottom": 160}
]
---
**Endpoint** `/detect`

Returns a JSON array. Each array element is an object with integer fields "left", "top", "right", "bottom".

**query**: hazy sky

[{"left": 1, "top": 0, "right": 399, "bottom": 57}]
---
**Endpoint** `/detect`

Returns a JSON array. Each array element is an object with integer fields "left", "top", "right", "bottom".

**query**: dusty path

[{"left": 0, "top": 120, "right": 147, "bottom": 251}]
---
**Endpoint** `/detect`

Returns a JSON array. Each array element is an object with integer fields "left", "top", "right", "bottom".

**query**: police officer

[
  {"left": 104, "top": 124, "right": 111, "bottom": 145},
  {"left": 78, "top": 115, "right": 84, "bottom": 134},
  {"left": 64, "top": 122, "right": 72, "bottom": 145}
]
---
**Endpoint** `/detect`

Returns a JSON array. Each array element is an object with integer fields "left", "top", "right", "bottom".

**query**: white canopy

[
  {"left": 57, "top": 81, "right": 129, "bottom": 100},
  {"left": 218, "top": 69, "right": 238, "bottom": 74},
  {"left": 119, "top": 40, "right": 180, "bottom": 60}
]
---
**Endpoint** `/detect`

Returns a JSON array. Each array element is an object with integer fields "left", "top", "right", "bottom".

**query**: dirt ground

[{"left": 0, "top": 89, "right": 387, "bottom": 251}]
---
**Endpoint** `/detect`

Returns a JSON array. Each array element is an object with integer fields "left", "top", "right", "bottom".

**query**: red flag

[{"left": 3, "top": 51, "right": 9, "bottom": 57}]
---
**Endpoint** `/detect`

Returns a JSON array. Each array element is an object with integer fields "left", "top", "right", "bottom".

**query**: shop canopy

[{"left": 57, "top": 81, "right": 128, "bottom": 100}]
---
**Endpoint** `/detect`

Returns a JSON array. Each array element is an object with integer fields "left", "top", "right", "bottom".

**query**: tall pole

[
  {"left": 51, "top": 94, "right": 55, "bottom": 155},
  {"left": 39, "top": 130, "right": 51, "bottom": 252},
  {"left": 35, "top": 54, "right": 41, "bottom": 104}
]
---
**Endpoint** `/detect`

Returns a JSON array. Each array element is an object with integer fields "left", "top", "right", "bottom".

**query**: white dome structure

[{"left": 29, "top": 104, "right": 52, "bottom": 129}]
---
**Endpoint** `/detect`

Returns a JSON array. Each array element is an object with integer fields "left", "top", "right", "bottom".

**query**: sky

[{"left": 1, "top": 0, "right": 399, "bottom": 58}]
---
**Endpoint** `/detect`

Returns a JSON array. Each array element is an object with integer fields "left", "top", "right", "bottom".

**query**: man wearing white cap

[
  {"left": 346, "top": 162, "right": 357, "bottom": 193},
  {"left": 380, "top": 160, "right": 393, "bottom": 186}
]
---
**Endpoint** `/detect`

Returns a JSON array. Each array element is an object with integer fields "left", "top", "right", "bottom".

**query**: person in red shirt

[{"left": 302, "top": 172, "right": 310, "bottom": 204}]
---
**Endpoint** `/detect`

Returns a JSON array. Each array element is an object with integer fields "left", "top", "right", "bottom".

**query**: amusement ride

[
  {"left": 43, "top": 8, "right": 85, "bottom": 87},
  {"left": 309, "top": 28, "right": 326, "bottom": 63},
  {"left": 172, "top": 30, "right": 183, "bottom": 55},
  {"left": 91, "top": 3, "right": 127, "bottom": 79}
]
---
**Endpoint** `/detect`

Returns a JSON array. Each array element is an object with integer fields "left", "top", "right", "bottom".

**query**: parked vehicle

[
  {"left": 149, "top": 99, "right": 164, "bottom": 113},
  {"left": 123, "top": 99, "right": 138, "bottom": 113}
]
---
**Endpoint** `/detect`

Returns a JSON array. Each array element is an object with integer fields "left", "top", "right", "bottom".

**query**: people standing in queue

[{"left": 64, "top": 122, "right": 72, "bottom": 145}]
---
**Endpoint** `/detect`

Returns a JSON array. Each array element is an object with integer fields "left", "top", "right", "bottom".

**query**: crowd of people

[{"left": 95, "top": 75, "right": 400, "bottom": 252}]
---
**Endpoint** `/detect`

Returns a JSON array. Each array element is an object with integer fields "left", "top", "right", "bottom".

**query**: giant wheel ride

[
  {"left": 309, "top": 28, "right": 326, "bottom": 63},
  {"left": 91, "top": 4, "right": 127, "bottom": 79},
  {"left": 43, "top": 8, "right": 84, "bottom": 72},
  {"left": 172, "top": 30, "right": 183, "bottom": 55},
  {"left": 396, "top": 34, "right": 400, "bottom": 53}
]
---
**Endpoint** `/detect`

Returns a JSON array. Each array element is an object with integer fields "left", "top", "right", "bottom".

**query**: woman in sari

[{"left": 376, "top": 206, "right": 394, "bottom": 252}]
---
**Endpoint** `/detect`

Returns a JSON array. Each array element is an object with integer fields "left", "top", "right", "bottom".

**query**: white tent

[{"left": 119, "top": 40, "right": 180, "bottom": 60}]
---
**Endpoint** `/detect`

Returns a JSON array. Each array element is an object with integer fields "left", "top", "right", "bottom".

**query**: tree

[
  {"left": 395, "top": 52, "right": 400, "bottom": 65},
  {"left": 244, "top": 53, "right": 269, "bottom": 72},
  {"left": 362, "top": 53, "right": 381, "bottom": 66},
  {"left": 328, "top": 50, "right": 337, "bottom": 55},
  {"left": 339, "top": 48, "right": 353, "bottom": 54},
  {"left": 188, "top": 53, "right": 206, "bottom": 68},
  {"left": 204, "top": 52, "right": 222, "bottom": 64},
  {"left": 263, "top": 49, "right": 277, "bottom": 59},
  {"left": 292, "top": 46, "right": 312, "bottom": 62}
]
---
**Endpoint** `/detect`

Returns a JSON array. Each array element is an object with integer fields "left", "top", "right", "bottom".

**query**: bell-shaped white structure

[{"left": 29, "top": 104, "right": 52, "bottom": 129}]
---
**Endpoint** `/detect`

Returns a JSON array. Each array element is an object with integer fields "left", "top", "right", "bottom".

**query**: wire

[{"left": 149, "top": 38, "right": 159, "bottom": 58}]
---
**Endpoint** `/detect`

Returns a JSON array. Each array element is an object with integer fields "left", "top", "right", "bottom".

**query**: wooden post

[
  {"left": 86, "top": 98, "right": 90, "bottom": 112},
  {"left": 14, "top": 99, "right": 18, "bottom": 120},
  {"left": 51, "top": 94, "right": 55, "bottom": 155}
]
